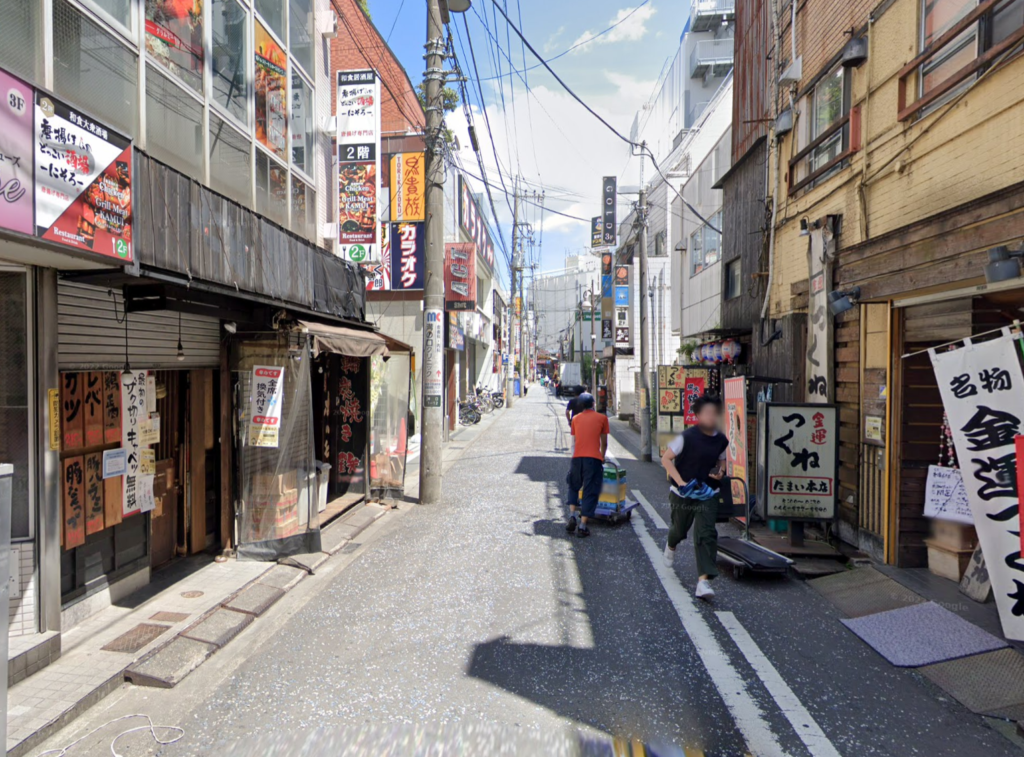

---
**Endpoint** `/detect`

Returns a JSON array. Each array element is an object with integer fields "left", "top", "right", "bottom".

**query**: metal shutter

[{"left": 58, "top": 281, "right": 221, "bottom": 370}]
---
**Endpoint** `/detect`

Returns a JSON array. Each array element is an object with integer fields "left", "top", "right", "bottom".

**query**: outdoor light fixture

[
  {"left": 984, "top": 245, "right": 1024, "bottom": 284},
  {"left": 176, "top": 311, "right": 185, "bottom": 361},
  {"left": 800, "top": 218, "right": 809, "bottom": 236},
  {"left": 223, "top": 321, "right": 237, "bottom": 334},
  {"left": 443, "top": 0, "right": 472, "bottom": 12},
  {"left": 827, "top": 286, "right": 861, "bottom": 316}
]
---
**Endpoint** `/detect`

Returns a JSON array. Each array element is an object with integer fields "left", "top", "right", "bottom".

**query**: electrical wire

[{"left": 36, "top": 714, "right": 184, "bottom": 757}]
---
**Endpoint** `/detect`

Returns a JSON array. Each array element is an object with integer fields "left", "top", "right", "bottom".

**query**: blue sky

[{"left": 368, "top": 0, "right": 689, "bottom": 285}]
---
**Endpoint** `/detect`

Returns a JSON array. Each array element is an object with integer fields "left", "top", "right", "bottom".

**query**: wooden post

[
  {"left": 220, "top": 346, "right": 234, "bottom": 552},
  {"left": 189, "top": 369, "right": 207, "bottom": 554}
]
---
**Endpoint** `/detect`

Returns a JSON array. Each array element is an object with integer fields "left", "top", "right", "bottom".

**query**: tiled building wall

[{"left": 9, "top": 543, "right": 36, "bottom": 637}]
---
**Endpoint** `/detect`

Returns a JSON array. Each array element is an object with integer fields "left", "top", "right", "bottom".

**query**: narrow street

[{"left": 33, "top": 391, "right": 1016, "bottom": 756}]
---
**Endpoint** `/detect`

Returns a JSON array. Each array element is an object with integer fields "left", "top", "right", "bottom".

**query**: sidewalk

[{"left": 5, "top": 502, "right": 391, "bottom": 757}]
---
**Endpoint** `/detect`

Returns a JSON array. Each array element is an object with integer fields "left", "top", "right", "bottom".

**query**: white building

[{"left": 531, "top": 255, "right": 601, "bottom": 362}]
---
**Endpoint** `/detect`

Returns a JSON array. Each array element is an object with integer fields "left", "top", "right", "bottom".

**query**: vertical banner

[
  {"left": 62, "top": 456, "right": 85, "bottom": 548},
  {"left": 931, "top": 334, "right": 1024, "bottom": 641},
  {"left": 364, "top": 222, "right": 392, "bottom": 291},
  {"left": 337, "top": 70, "right": 380, "bottom": 263},
  {"left": 36, "top": 94, "right": 133, "bottom": 261},
  {"left": 248, "top": 365, "right": 285, "bottom": 447},
  {"left": 763, "top": 403, "right": 838, "bottom": 520},
  {"left": 806, "top": 227, "right": 833, "bottom": 401},
  {"left": 335, "top": 357, "right": 368, "bottom": 488},
  {"left": 121, "top": 370, "right": 150, "bottom": 516},
  {"left": 602, "top": 176, "right": 617, "bottom": 245},
  {"left": 0, "top": 68, "right": 34, "bottom": 235},
  {"left": 84, "top": 452, "right": 105, "bottom": 535},
  {"left": 60, "top": 372, "right": 84, "bottom": 450},
  {"left": 83, "top": 371, "right": 104, "bottom": 446},
  {"left": 724, "top": 376, "right": 748, "bottom": 505},
  {"left": 444, "top": 242, "right": 477, "bottom": 311},
  {"left": 390, "top": 153, "right": 425, "bottom": 222},
  {"left": 423, "top": 309, "right": 444, "bottom": 408},
  {"left": 103, "top": 371, "right": 121, "bottom": 443},
  {"left": 457, "top": 176, "right": 496, "bottom": 275},
  {"left": 391, "top": 222, "right": 425, "bottom": 290},
  {"left": 591, "top": 217, "right": 603, "bottom": 248}
]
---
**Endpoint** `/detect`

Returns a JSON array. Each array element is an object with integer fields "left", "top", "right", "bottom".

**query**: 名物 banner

[{"left": 930, "top": 332, "right": 1024, "bottom": 641}]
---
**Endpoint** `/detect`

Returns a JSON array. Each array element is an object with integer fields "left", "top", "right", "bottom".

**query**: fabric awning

[{"left": 299, "top": 320, "right": 389, "bottom": 358}]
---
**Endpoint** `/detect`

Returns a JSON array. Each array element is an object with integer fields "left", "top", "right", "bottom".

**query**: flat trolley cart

[
  {"left": 715, "top": 477, "right": 793, "bottom": 578},
  {"left": 588, "top": 461, "right": 639, "bottom": 524}
]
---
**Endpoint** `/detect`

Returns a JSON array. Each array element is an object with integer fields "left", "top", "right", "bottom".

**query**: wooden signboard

[
  {"left": 62, "top": 456, "right": 86, "bottom": 548},
  {"left": 103, "top": 371, "right": 121, "bottom": 444},
  {"left": 83, "top": 372, "right": 104, "bottom": 446},
  {"left": 104, "top": 475, "right": 123, "bottom": 527},
  {"left": 60, "top": 372, "right": 84, "bottom": 450},
  {"left": 84, "top": 453, "right": 105, "bottom": 535}
]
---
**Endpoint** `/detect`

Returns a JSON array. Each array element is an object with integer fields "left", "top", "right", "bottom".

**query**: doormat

[
  {"left": 101, "top": 623, "right": 170, "bottom": 654},
  {"left": 809, "top": 567, "right": 926, "bottom": 618},
  {"left": 840, "top": 602, "right": 1007, "bottom": 667},
  {"left": 919, "top": 648, "right": 1024, "bottom": 715}
]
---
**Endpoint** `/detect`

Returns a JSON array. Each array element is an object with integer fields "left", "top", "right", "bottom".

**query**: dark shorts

[{"left": 567, "top": 457, "right": 604, "bottom": 518}]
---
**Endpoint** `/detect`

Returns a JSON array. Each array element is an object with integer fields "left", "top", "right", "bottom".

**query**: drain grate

[
  {"left": 150, "top": 611, "right": 190, "bottom": 623},
  {"left": 919, "top": 648, "right": 1024, "bottom": 715},
  {"left": 101, "top": 623, "right": 170, "bottom": 653}
]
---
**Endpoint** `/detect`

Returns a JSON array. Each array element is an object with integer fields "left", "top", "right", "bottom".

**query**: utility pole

[
  {"left": 639, "top": 181, "right": 652, "bottom": 462},
  {"left": 419, "top": 0, "right": 446, "bottom": 504},
  {"left": 508, "top": 181, "right": 520, "bottom": 407},
  {"left": 589, "top": 285, "right": 597, "bottom": 392}
]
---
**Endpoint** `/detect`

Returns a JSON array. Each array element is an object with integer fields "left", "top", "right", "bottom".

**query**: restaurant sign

[{"left": 458, "top": 175, "right": 495, "bottom": 274}]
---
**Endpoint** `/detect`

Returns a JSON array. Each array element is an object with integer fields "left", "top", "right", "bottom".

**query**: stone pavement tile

[
  {"left": 321, "top": 524, "right": 351, "bottom": 554},
  {"left": 181, "top": 609, "right": 254, "bottom": 648},
  {"left": 258, "top": 564, "right": 306, "bottom": 591},
  {"left": 124, "top": 637, "right": 217, "bottom": 689},
  {"left": 223, "top": 584, "right": 285, "bottom": 616}
]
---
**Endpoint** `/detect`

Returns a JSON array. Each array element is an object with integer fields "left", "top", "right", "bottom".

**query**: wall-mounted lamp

[
  {"left": 827, "top": 286, "right": 862, "bottom": 316},
  {"left": 223, "top": 321, "right": 237, "bottom": 334},
  {"left": 799, "top": 218, "right": 809, "bottom": 236},
  {"left": 984, "top": 245, "right": 1024, "bottom": 284}
]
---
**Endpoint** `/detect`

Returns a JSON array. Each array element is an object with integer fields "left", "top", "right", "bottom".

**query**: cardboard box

[
  {"left": 925, "top": 539, "right": 974, "bottom": 582},
  {"left": 930, "top": 520, "right": 978, "bottom": 551},
  {"left": 252, "top": 470, "right": 299, "bottom": 497}
]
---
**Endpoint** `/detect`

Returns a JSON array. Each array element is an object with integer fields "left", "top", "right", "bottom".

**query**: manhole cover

[
  {"left": 102, "top": 623, "right": 170, "bottom": 653},
  {"left": 150, "top": 611, "right": 190, "bottom": 623},
  {"left": 181, "top": 590, "right": 204, "bottom": 599}
]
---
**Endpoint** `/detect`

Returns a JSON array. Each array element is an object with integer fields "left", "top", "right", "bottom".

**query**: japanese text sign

[
  {"left": 724, "top": 377, "right": 748, "bottom": 505},
  {"left": 0, "top": 68, "right": 33, "bottom": 235},
  {"left": 248, "top": 365, "right": 285, "bottom": 448},
  {"left": 35, "top": 94, "right": 133, "bottom": 261},
  {"left": 591, "top": 217, "right": 603, "bottom": 248},
  {"left": 390, "top": 153, "right": 424, "bottom": 222},
  {"left": 121, "top": 370, "right": 152, "bottom": 516},
  {"left": 931, "top": 333, "right": 1024, "bottom": 641},
  {"left": 444, "top": 242, "right": 477, "bottom": 311},
  {"left": 337, "top": 70, "right": 380, "bottom": 263},
  {"left": 457, "top": 175, "right": 495, "bottom": 274},
  {"left": 763, "top": 403, "right": 838, "bottom": 520}
]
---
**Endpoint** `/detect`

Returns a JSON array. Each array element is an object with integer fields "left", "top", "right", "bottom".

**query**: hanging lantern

[
  {"left": 722, "top": 338, "right": 741, "bottom": 363},
  {"left": 712, "top": 342, "right": 724, "bottom": 363}
]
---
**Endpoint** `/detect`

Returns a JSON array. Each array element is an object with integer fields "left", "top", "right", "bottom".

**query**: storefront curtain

[{"left": 370, "top": 353, "right": 411, "bottom": 498}]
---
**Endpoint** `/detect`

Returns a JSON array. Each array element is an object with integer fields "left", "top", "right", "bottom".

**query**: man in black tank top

[{"left": 659, "top": 395, "right": 728, "bottom": 600}]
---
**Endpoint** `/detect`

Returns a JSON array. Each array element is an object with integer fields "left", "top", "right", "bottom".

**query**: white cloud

[{"left": 570, "top": 5, "right": 657, "bottom": 52}]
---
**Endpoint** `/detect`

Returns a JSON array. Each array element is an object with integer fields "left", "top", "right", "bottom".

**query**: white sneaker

[
  {"left": 695, "top": 579, "right": 715, "bottom": 600},
  {"left": 663, "top": 544, "right": 675, "bottom": 567}
]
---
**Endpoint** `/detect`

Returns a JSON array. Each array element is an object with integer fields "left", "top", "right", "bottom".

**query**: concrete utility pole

[
  {"left": 508, "top": 182, "right": 520, "bottom": 407},
  {"left": 588, "top": 286, "right": 597, "bottom": 391},
  {"left": 419, "top": 0, "right": 447, "bottom": 504},
  {"left": 638, "top": 184, "right": 652, "bottom": 462}
]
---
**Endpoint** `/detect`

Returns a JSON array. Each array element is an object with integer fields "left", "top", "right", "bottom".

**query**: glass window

[
  {"left": 255, "top": 20, "right": 289, "bottom": 160},
  {"left": 810, "top": 67, "right": 845, "bottom": 173},
  {"left": 290, "top": 72, "right": 314, "bottom": 174},
  {"left": 145, "top": 0, "right": 204, "bottom": 93},
  {"left": 690, "top": 227, "right": 703, "bottom": 277},
  {"left": 212, "top": 0, "right": 249, "bottom": 124},
  {"left": 0, "top": 0, "right": 42, "bottom": 85},
  {"left": 54, "top": 0, "right": 139, "bottom": 138},
  {"left": 291, "top": 178, "right": 316, "bottom": 241},
  {"left": 255, "top": 0, "right": 286, "bottom": 41},
  {"left": 210, "top": 114, "right": 252, "bottom": 205},
  {"left": 921, "top": 0, "right": 978, "bottom": 99},
  {"left": 725, "top": 259, "right": 741, "bottom": 300},
  {"left": 0, "top": 272, "right": 31, "bottom": 540},
  {"left": 88, "top": 0, "right": 131, "bottom": 29},
  {"left": 703, "top": 213, "right": 722, "bottom": 268},
  {"left": 145, "top": 65, "right": 204, "bottom": 179},
  {"left": 256, "top": 150, "right": 288, "bottom": 226},
  {"left": 290, "top": 0, "right": 315, "bottom": 76},
  {"left": 993, "top": 0, "right": 1024, "bottom": 46}
]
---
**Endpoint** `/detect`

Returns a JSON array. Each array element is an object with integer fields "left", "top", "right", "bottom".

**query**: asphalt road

[{"left": 33, "top": 390, "right": 1021, "bottom": 756}]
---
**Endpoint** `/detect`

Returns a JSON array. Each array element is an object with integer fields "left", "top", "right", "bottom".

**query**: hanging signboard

[
  {"left": 62, "top": 456, "right": 85, "bottom": 548},
  {"left": 392, "top": 222, "right": 425, "bottom": 290},
  {"left": 724, "top": 376, "right": 748, "bottom": 505},
  {"left": 337, "top": 69, "right": 381, "bottom": 263},
  {"left": 0, "top": 68, "right": 34, "bottom": 236},
  {"left": 390, "top": 152, "right": 424, "bottom": 222},
  {"left": 84, "top": 371, "right": 104, "bottom": 446},
  {"left": 60, "top": 372, "right": 84, "bottom": 450},
  {"left": 103, "top": 370, "right": 121, "bottom": 443},
  {"left": 248, "top": 365, "right": 285, "bottom": 448},
  {"left": 457, "top": 175, "right": 495, "bottom": 274},
  {"left": 924, "top": 465, "right": 973, "bottom": 525},
  {"left": 84, "top": 452, "right": 105, "bottom": 535},
  {"left": 591, "top": 217, "right": 603, "bottom": 248},
  {"left": 930, "top": 332, "right": 1024, "bottom": 641},
  {"left": 444, "top": 242, "right": 477, "bottom": 311},
  {"left": 35, "top": 94, "right": 133, "bottom": 261},
  {"left": 423, "top": 309, "right": 444, "bottom": 408},
  {"left": 761, "top": 403, "right": 839, "bottom": 520},
  {"left": 602, "top": 176, "right": 616, "bottom": 245},
  {"left": 805, "top": 226, "right": 833, "bottom": 402},
  {"left": 121, "top": 370, "right": 151, "bottom": 516}
]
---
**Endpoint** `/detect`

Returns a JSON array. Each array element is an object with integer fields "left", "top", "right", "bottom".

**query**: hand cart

[{"left": 715, "top": 477, "right": 793, "bottom": 578}]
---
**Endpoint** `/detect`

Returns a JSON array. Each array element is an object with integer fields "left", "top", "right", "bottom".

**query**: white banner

[
  {"left": 121, "top": 370, "right": 149, "bottom": 516},
  {"left": 248, "top": 365, "right": 285, "bottom": 447},
  {"left": 423, "top": 309, "right": 444, "bottom": 408},
  {"left": 931, "top": 332, "right": 1024, "bottom": 641},
  {"left": 336, "top": 70, "right": 381, "bottom": 263}
]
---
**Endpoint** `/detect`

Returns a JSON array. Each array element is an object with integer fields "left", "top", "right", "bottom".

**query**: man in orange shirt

[{"left": 566, "top": 393, "right": 609, "bottom": 538}]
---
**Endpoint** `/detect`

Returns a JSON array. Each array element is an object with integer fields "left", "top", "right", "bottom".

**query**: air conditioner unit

[
  {"left": 323, "top": 11, "right": 338, "bottom": 39},
  {"left": 779, "top": 56, "right": 802, "bottom": 87}
]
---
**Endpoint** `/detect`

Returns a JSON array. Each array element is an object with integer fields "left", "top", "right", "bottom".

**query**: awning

[{"left": 299, "top": 320, "right": 389, "bottom": 358}]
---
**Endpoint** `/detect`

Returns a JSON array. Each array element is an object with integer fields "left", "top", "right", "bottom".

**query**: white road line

[
  {"left": 716, "top": 611, "right": 843, "bottom": 757},
  {"left": 630, "top": 516, "right": 791, "bottom": 757},
  {"left": 631, "top": 489, "right": 668, "bottom": 530}
]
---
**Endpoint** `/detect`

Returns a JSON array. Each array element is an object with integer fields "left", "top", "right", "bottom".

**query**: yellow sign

[
  {"left": 48, "top": 389, "right": 60, "bottom": 451},
  {"left": 865, "top": 415, "right": 884, "bottom": 442},
  {"left": 390, "top": 153, "right": 425, "bottom": 222},
  {"left": 139, "top": 448, "right": 156, "bottom": 475}
]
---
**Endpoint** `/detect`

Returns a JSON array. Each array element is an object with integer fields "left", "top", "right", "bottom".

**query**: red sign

[
  {"left": 683, "top": 377, "right": 706, "bottom": 426},
  {"left": 444, "top": 242, "right": 477, "bottom": 311}
]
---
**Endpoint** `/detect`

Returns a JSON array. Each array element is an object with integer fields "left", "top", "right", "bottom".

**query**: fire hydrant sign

[
  {"left": 762, "top": 403, "right": 838, "bottom": 520},
  {"left": 249, "top": 366, "right": 285, "bottom": 447}
]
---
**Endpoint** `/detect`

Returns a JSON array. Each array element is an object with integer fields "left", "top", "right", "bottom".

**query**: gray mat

[
  {"left": 810, "top": 566, "right": 926, "bottom": 618},
  {"left": 919, "top": 648, "right": 1024, "bottom": 715},
  {"left": 840, "top": 601, "right": 1008, "bottom": 667}
]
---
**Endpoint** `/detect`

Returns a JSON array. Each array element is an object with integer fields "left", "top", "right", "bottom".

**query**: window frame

[
  {"left": 809, "top": 66, "right": 849, "bottom": 175},
  {"left": 689, "top": 226, "right": 704, "bottom": 277},
  {"left": 289, "top": 65, "right": 315, "bottom": 184},
  {"left": 725, "top": 258, "right": 742, "bottom": 300},
  {"left": 209, "top": 0, "right": 253, "bottom": 132}
]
